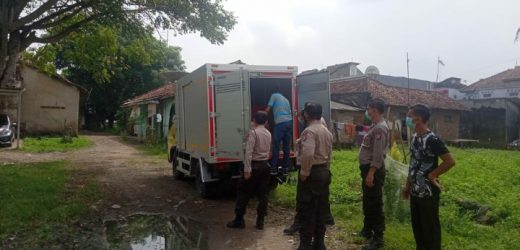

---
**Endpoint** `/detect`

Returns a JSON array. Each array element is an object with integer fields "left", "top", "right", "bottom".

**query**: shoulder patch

[{"left": 301, "top": 130, "right": 310, "bottom": 142}]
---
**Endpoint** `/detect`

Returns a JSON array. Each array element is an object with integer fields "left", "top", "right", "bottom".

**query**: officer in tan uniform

[
  {"left": 297, "top": 102, "right": 333, "bottom": 250},
  {"left": 227, "top": 111, "right": 272, "bottom": 230},
  {"left": 355, "top": 99, "right": 390, "bottom": 250}
]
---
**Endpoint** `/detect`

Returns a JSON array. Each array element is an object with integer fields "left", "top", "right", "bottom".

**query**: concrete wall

[
  {"left": 385, "top": 106, "right": 460, "bottom": 141},
  {"left": 460, "top": 99, "right": 520, "bottom": 147},
  {"left": 20, "top": 67, "right": 80, "bottom": 135}
]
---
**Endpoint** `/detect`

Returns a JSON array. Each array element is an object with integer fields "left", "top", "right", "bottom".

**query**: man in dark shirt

[{"left": 403, "top": 104, "right": 455, "bottom": 250}]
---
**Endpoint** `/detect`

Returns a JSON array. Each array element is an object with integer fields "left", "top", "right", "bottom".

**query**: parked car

[
  {"left": 507, "top": 139, "right": 520, "bottom": 150},
  {"left": 0, "top": 114, "right": 15, "bottom": 147}
]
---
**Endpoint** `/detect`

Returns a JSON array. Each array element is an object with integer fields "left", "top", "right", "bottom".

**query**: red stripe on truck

[
  {"left": 262, "top": 72, "right": 293, "bottom": 77},
  {"left": 293, "top": 77, "right": 299, "bottom": 140},
  {"left": 208, "top": 81, "right": 215, "bottom": 149}
]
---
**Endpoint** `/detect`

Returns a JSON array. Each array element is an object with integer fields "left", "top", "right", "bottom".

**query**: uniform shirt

[
  {"left": 299, "top": 120, "right": 333, "bottom": 177},
  {"left": 244, "top": 125, "right": 272, "bottom": 173},
  {"left": 409, "top": 131, "right": 449, "bottom": 198},
  {"left": 296, "top": 117, "right": 329, "bottom": 166},
  {"left": 358, "top": 120, "right": 389, "bottom": 169},
  {"left": 267, "top": 93, "right": 292, "bottom": 124}
]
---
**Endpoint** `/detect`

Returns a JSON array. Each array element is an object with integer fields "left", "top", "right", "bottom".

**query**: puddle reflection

[{"left": 105, "top": 213, "right": 208, "bottom": 250}]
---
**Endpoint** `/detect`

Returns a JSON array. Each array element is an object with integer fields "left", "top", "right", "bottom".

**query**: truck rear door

[
  {"left": 213, "top": 70, "right": 249, "bottom": 162},
  {"left": 297, "top": 72, "right": 331, "bottom": 129}
]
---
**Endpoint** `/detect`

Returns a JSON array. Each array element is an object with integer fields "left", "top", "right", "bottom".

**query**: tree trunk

[{"left": 0, "top": 31, "right": 21, "bottom": 87}]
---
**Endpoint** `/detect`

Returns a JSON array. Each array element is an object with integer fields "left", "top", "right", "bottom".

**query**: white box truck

[{"left": 171, "top": 63, "right": 330, "bottom": 197}]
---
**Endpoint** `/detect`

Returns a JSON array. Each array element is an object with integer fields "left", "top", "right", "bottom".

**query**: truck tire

[{"left": 195, "top": 161, "right": 211, "bottom": 198}]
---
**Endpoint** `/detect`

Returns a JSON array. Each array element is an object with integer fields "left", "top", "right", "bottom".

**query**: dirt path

[{"left": 1, "top": 134, "right": 351, "bottom": 249}]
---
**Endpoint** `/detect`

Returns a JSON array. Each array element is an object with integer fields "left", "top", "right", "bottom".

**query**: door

[
  {"left": 297, "top": 72, "right": 331, "bottom": 130},
  {"left": 213, "top": 70, "right": 249, "bottom": 161}
]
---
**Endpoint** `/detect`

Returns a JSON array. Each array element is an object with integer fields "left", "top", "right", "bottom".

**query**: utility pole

[{"left": 407, "top": 53, "right": 410, "bottom": 108}]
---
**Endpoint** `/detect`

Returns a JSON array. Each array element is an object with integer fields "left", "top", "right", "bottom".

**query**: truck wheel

[{"left": 195, "top": 162, "right": 211, "bottom": 198}]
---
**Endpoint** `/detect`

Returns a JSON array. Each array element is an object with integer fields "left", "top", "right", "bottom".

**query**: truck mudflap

[{"left": 199, "top": 159, "right": 242, "bottom": 183}]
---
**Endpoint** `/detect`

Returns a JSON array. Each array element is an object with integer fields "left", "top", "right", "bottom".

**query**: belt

[
  {"left": 251, "top": 160, "right": 269, "bottom": 169},
  {"left": 312, "top": 163, "right": 327, "bottom": 168}
]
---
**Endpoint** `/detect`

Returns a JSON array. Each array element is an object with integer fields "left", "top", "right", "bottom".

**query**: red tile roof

[
  {"left": 464, "top": 66, "right": 520, "bottom": 91},
  {"left": 331, "top": 76, "right": 468, "bottom": 111},
  {"left": 123, "top": 83, "right": 175, "bottom": 106}
]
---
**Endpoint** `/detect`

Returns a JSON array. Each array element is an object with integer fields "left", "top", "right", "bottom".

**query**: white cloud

[{"left": 168, "top": 0, "right": 520, "bottom": 83}]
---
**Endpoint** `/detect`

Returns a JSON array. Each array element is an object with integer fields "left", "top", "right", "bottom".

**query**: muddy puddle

[{"left": 104, "top": 213, "right": 208, "bottom": 250}]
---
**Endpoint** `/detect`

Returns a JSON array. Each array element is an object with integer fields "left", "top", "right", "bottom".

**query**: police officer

[
  {"left": 297, "top": 102, "right": 333, "bottom": 250},
  {"left": 356, "top": 99, "right": 390, "bottom": 250},
  {"left": 227, "top": 111, "right": 272, "bottom": 230},
  {"left": 284, "top": 106, "right": 334, "bottom": 236}
]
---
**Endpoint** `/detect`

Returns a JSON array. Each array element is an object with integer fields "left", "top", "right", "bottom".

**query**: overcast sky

[{"left": 166, "top": 0, "right": 520, "bottom": 84}]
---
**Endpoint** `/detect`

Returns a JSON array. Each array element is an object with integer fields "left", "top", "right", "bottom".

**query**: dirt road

[{"left": 3, "top": 134, "right": 347, "bottom": 249}]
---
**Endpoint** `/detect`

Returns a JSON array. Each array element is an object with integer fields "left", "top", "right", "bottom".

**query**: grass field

[
  {"left": 0, "top": 161, "right": 101, "bottom": 247},
  {"left": 22, "top": 136, "right": 92, "bottom": 153},
  {"left": 273, "top": 148, "right": 520, "bottom": 250}
]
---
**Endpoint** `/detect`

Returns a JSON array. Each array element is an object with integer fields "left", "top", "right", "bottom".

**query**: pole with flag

[
  {"left": 407, "top": 52, "right": 410, "bottom": 107},
  {"left": 433, "top": 56, "right": 445, "bottom": 134}
]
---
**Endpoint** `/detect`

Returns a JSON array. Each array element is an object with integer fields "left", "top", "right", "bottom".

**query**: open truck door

[
  {"left": 297, "top": 72, "right": 331, "bottom": 132},
  {"left": 213, "top": 70, "right": 249, "bottom": 162}
]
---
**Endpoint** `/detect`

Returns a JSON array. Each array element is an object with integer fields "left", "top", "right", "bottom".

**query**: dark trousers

[
  {"left": 298, "top": 165, "right": 331, "bottom": 243},
  {"left": 360, "top": 164, "right": 386, "bottom": 238},
  {"left": 235, "top": 161, "right": 270, "bottom": 218},
  {"left": 293, "top": 172, "right": 333, "bottom": 228},
  {"left": 272, "top": 121, "right": 292, "bottom": 169},
  {"left": 410, "top": 194, "right": 441, "bottom": 250}
]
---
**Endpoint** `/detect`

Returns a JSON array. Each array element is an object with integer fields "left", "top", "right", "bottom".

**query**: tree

[
  {"left": 516, "top": 28, "right": 520, "bottom": 42},
  {"left": 25, "top": 23, "right": 186, "bottom": 129},
  {"left": 0, "top": 0, "right": 235, "bottom": 86}
]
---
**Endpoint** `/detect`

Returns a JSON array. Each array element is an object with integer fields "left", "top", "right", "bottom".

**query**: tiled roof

[
  {"left": 123, "top": 83, "right": 175, "bottom": 106},
  {"left": 464, "top": 66, "right": 520, "bottom": 91},
  {"left": 331, "top": 76, "right": 468, "bottom": 111}
]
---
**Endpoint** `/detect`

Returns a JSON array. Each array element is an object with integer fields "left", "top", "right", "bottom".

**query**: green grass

[
  {"left": 139, "top": 142, "right": 168, "bottom": 159},
  {"left": 0, "top": 161, "right": 101, "bottom": 245},
  {"left": 22, "top": 136, "right": 92, "bottom": 153},
  {"left": 273, "top": 148, "right": 520, "bottom": 250}
]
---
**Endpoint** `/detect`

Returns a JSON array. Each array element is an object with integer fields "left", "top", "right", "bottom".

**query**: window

[
  {"left": 483, "top": 93, "right": 492, "bottom": 98},
  {"left": 509, "top": 92, "right": 519, "bottom": 97},
  {"left": 444, "top": 115, "right": 453, "bottom": 123}
]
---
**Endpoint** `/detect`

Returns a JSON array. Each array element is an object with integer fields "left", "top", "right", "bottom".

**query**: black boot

[
  {"left": 312, "top": 234, "right": 327, "bottom": 250},
  {"left": 283, "top": 222, "right": 301, "bottom": 235},
  {"left": 297, "top": 235, "right": 313, "bottom": 250},
  {"left": 256, "top": 216, "right": 265, "bottom": 230},
  {"left": 362, "top": 235, "right": 384, "bottom": 250},
  {"left": 226, "top": 216, "right": 245, "bottom": 229}
]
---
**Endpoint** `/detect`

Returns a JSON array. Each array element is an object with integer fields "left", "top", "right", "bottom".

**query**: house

[
  {"left": 122, "top": 83, "right": 176, "bottom": 142},
  {"left": 330, "top": 76, "right": 468, "bottom": 141},
  {"left": 434, "top": 77, "right": 466, "bottom": 100},
  {"left": 0, "top": 64, "right": 84, "bottom": 136},
  {"left": 458, "top": 67, "right": 520, "bottom": 147}
]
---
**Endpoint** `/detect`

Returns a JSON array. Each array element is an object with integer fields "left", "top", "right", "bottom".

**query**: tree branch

[
  {"left": 25, "top": 15, "right": 97, "bottom": 46},
  {"left": 27, "top": 4, "right": 86, "bottom": 31},
  {"left": 11, "top": 0, "right": 59, "bottom": 30}
]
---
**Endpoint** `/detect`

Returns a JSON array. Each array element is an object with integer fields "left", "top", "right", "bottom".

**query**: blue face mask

[
  {"left": 405, "top": 116, "right": 415, "bottom": 129},
  {"left": 365, "top": 110, "right": 372, "bottom": 122}
]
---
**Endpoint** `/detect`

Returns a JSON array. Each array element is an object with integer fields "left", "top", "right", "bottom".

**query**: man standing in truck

[
  {"left": 266, "top": 85, "right": 293, "bottom": 176},
  {"left": 227, "top": 111, "right": 272, "bottom": 230}
]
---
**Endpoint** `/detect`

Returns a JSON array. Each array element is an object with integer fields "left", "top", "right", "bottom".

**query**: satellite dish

[{"left": 365, "top": 65, "right": 380, "bottom": 75}]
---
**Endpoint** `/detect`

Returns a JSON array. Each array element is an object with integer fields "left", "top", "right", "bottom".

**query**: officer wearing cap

[{"left": 297, "top": 102, "right": 333, "bottom": 250}]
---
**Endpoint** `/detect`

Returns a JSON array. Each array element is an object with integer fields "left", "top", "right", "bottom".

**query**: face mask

[
  {"left": 364, "top": 110, "right": 372, "bottom": 122},
  {"left": 406, "top": 116, "right": 415, "bottom": 129}
]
